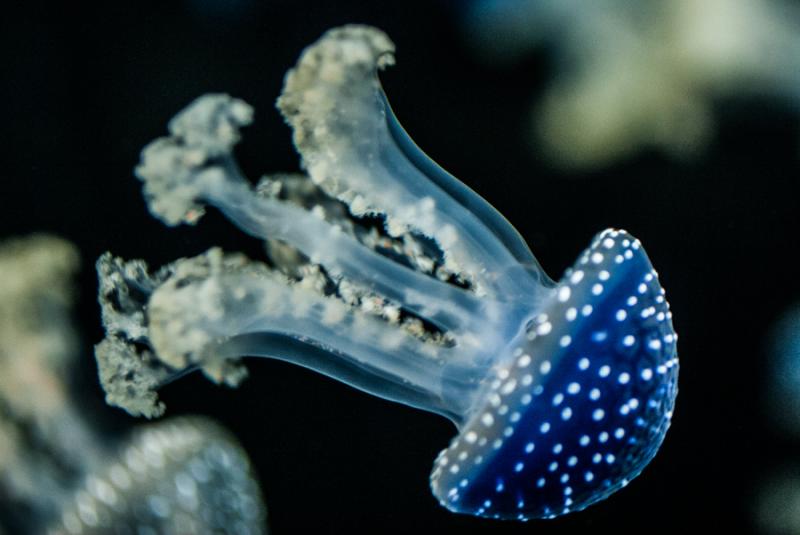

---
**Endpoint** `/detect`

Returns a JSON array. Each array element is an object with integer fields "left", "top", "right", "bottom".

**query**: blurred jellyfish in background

[
  {"left": 755, "top": 465, "right": 800, "bottom": 534},
  {"left": 764, "top": 305, "right": 800, "bottom": 436},
  {"left": 461, "top": 0, "right": 800, "bottom": 169},
  {"left": 753, "top": 305, "right": 800, "bottom": 533},
  {"left": 0, "top": 235, "right": 267, "bottom": 534}
]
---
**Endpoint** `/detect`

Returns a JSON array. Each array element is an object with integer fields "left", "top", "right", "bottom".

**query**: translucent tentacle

[
  {"left": 136, "top": 94, "right": 504, "bottom": 337},
  {"left": 277, "top": 25, "right": 547, "bottom": 298}
]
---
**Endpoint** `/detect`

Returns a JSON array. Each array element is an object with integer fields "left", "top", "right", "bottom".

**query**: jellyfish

[
  {"left": 96, "top": 25, "right": 678, "bottom": 520},
  {"left": 0, "top": 235, "right": 267, "bottom": 534},
  {"left": 763, "top": 305, "right": 800, "bottom": 436},
  {"left": 753, "top": 306, "right": 800, "bottom": 532},
  {"left": 462, "top": 0, "right": 800, "bottom": 168},
  {"left": 50, "top": 416, "right": 266, "bottom": 535},
  {"left": 754, "top": 463, "right": 800, "bottom": 534}
]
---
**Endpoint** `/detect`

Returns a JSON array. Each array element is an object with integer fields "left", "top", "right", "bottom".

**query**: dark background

[{"left": 1, "top": 1, "right": 799, "bottom": 533}]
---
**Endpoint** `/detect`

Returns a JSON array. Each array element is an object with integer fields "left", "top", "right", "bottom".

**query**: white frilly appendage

[{"left": 96, "top": 26, "right": 554, "bottom": 426}]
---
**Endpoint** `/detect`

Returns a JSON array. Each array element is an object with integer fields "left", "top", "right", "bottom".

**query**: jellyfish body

[
  {"left": 96, "top": 25, "right": 678, "bottom": 520},
  {"left": 430, "top": 229, "right": 677, "bottom": 518}
]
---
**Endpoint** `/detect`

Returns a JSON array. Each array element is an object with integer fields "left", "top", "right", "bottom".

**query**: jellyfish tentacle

[
  {"left": 277, "top": 25, "right": 546, "bottom": 299},
  {"left": 98, "top": 249, "right": 493, "bottom": 423},
  {"left": 200, "top": 170, "right": 497, "bottom": 335},
  {"left": 137, "top": 95, "right": 500, "bottom": 337},
  {"left": 217, "top": 334, "right": 469, "bottom": 423},
  {"left": 380, "top": 92, "right": 543, "bottom": 271}
]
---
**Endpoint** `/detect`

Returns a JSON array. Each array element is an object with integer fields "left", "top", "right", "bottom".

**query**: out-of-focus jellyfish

[
  {"left": 0, "top": 235, "right": 267, "bottom": 534},
  {"left": 764, "top": 305, "right": 800, "bottom": 436},
  {"left": 754, "top": 464, "right": 800, "bottom": 534},
  {"left": 753, "top": 306, "right": 800, "bottom": 533},
  {"left": 96, "top": 26, "right": 679, "bottom": 520},
  {"left": 462, "top": 0, "right": 800, "bottom": 168}
]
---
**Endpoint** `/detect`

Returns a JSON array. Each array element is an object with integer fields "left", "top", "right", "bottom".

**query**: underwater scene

[{"left": 1, "top": 1, "right": 798, "bottom": 533}]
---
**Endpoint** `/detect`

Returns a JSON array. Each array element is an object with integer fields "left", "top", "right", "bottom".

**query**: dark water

[{"left": 1, "top": 1, "right": 798, "bottom": 533}]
